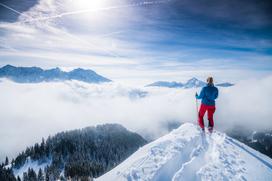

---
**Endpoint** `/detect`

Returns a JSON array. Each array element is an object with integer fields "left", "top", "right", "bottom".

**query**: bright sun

[
  {"left": 73, "top": 0, "right": 108, "bottom": 10},
  {"left": 66, "top": 0, "right": 114, "bottom": 22}
]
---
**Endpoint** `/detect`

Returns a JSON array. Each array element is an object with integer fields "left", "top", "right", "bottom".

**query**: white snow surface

[{"left": 97, "top": 123, "right": 272, "bottom": 181}]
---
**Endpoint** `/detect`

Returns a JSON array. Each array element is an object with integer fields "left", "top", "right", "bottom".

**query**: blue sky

[{"left": 0, "top": 0, "right": 271, "bottom": 85}]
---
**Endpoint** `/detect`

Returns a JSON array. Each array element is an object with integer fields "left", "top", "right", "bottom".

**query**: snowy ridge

[{"left": 97, "top": 123, "right": 272, "bottom": 181}]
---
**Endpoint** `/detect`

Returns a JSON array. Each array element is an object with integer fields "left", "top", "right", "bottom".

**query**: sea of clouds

[{"left": 1, "top": 75, "right": 272, "bottom": 161}]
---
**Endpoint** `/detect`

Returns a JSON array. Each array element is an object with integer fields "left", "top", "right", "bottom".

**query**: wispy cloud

[
  {"left": 0, "top": 2, "right": 28, "bottom": 17},
  {"left": 16, "top": 0, "right": 172, "bottom": 23}
]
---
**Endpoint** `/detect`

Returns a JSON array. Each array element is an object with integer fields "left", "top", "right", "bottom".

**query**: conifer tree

[
  {"left": 38, "top": 168, "right": 44, "bottom": 181},
  {"left": 17, "top": 176, "right": 21, "bottom": 181},
  {"left": 5, "top": 156, "right": 9, "bottom": 165}
]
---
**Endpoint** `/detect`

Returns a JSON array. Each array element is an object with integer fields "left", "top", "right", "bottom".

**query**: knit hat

[{"left": 207, "top": 77, "right": 213, "bottom": 85}]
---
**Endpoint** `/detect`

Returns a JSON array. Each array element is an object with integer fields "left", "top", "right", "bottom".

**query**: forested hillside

[{"left": 1, "top": 124, "right": 147, "bottom": 180}]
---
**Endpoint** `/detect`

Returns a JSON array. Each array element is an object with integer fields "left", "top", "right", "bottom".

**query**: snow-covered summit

[
  {"left": 97, "top": 123, "right": 272, "bottom": 181},
  {"left": 183, "top": 77, "right": 206, "bottom": 88}
]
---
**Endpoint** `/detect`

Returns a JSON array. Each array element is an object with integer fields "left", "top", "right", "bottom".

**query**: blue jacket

[{"left": 196, "top": 84, "right": 218, "bottom": 106}]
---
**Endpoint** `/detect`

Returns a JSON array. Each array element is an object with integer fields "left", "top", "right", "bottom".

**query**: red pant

[{"left": 198, "top": 104, "right": 216, "bottom": 129}]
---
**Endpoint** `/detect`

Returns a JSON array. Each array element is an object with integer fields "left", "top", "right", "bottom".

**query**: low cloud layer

[{"left": 1, "top": 76, "right": 272, "bottom": 161}]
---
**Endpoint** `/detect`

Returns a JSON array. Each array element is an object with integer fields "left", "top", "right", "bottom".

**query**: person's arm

[
  {"left": 214, "top": 87, "right": 218, "bottom": 99},
  {"left": 196, "top": 87, "right": 205, "bottom": 99}
]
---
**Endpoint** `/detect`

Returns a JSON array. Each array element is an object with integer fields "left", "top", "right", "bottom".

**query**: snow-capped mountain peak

[
  {"left": 0, "top": 65, "right": 111, "bottom": 84},
  {"left": 97, "top": 123, "right": 272, "bottom": 181},
  {"left": 183, "top": 77, "right": 206, "bottom": 88}
]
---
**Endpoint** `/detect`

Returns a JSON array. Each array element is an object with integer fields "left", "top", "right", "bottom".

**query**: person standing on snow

[{"left": 195, "top": 77, "right": 218, "bottom": 133}]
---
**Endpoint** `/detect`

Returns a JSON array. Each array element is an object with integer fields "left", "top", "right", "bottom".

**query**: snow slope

[
  {"left": 97, "top": 123, "right": 272, "bottom": 181},
  {"left": 13, "top": 157, "right": 51, "bottom": 179}
]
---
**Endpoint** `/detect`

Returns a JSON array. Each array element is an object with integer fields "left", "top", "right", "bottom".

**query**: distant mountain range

[
  {"left": 145, "top": 81, "right": 184, "bottom": 88},
  {"left": 0, "top": 65, "right": 111, "bottom": 84},
  {"left": 0, "top": 65, "right": 235, "bottom": 88},
  {"left": 146, "top": 77, "right": 234, "bottom": 88}
]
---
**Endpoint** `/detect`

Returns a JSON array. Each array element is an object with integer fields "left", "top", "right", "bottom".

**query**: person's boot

[{"left": 208, "top": 126, "right": 213, "bottom": 133}]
